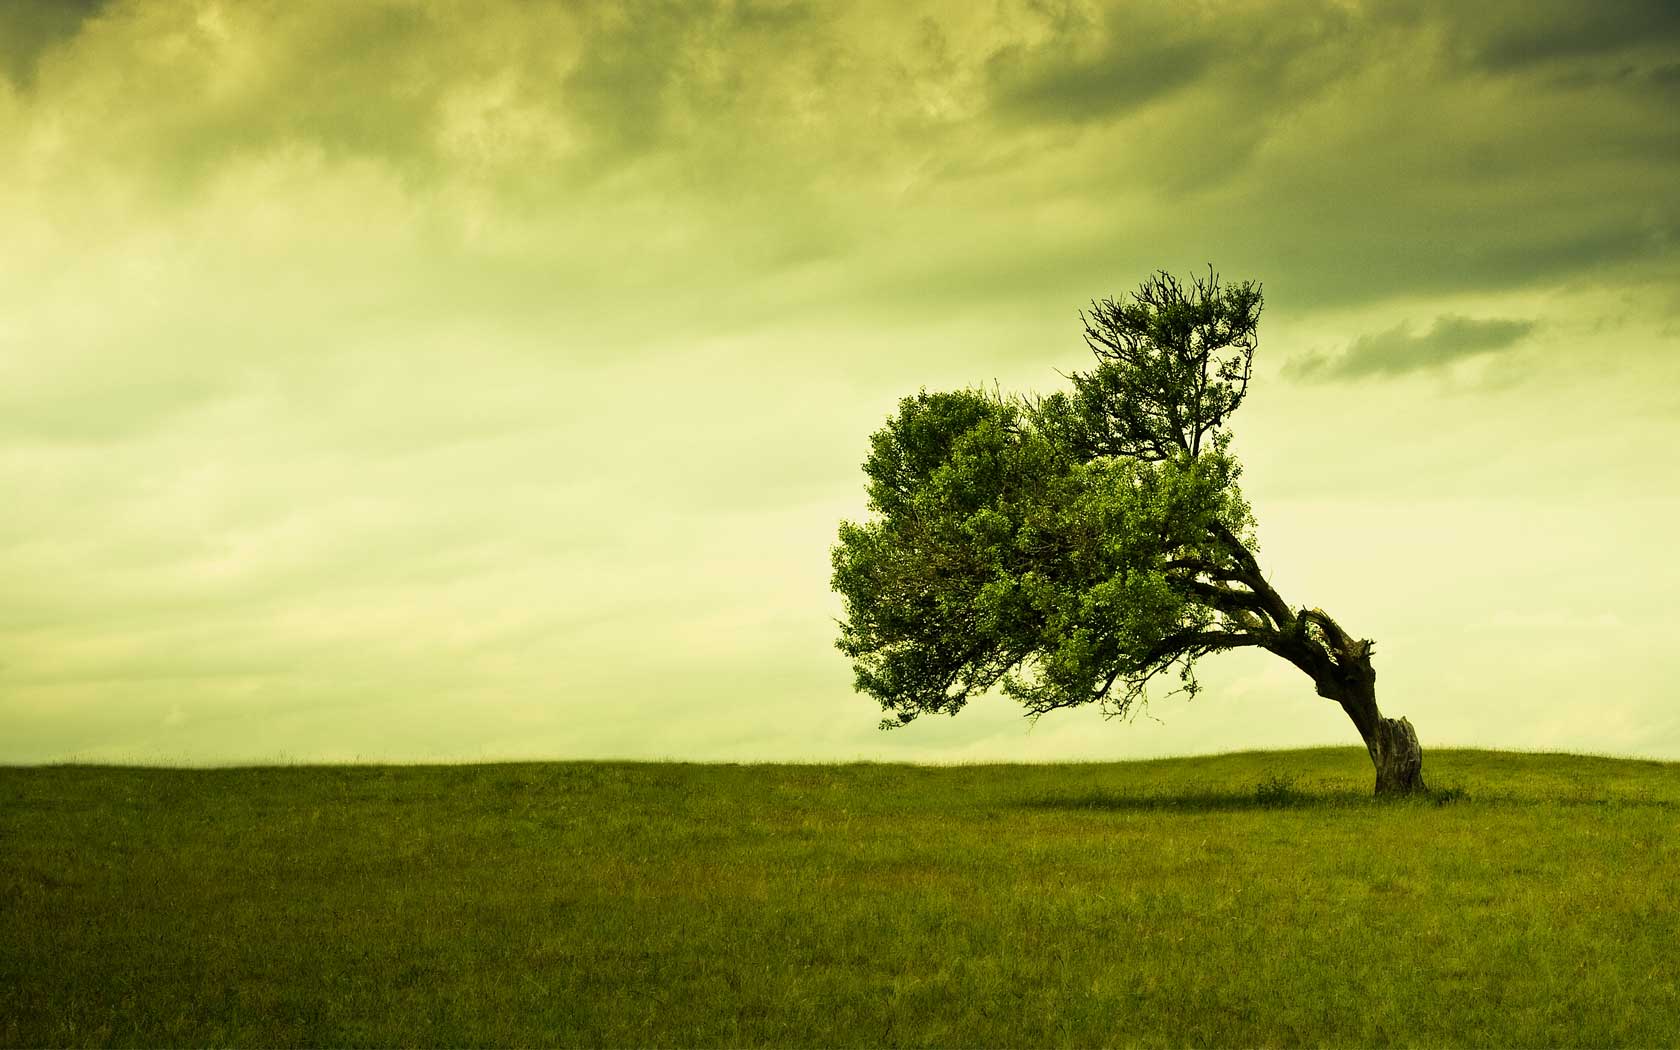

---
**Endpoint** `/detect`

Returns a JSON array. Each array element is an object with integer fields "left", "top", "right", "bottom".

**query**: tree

[{"left": 831, "top": 269, "right": 1427, "bottom": 795}]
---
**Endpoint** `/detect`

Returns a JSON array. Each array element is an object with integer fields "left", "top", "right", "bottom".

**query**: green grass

[{"left": 3, "top": 748, "right": 1678, "bottom": 1047}]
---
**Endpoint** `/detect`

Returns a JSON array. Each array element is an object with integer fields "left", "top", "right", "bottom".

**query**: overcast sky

[{"left": 2, "top": 0, "right": 1677, "bottom": 765}]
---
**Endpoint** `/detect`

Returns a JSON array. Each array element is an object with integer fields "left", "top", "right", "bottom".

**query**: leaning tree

[{"left": 831, "top": 269, "right": 1427, "bottom": 795}]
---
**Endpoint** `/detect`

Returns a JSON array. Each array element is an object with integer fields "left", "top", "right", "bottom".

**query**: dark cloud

[
  {"left": 0, "top": 0, "right": 108, "bottom": 89},
  {"left": 1284, "top": 316, "right": 1538, "bottom": 382},
  {"left": 984, "top": 0, "right": 1361, "bottom": 127},
  {"left": 562, "top": 1, "right": 829, "bottom": 169},
  {"left": 987, "top": 34, "right": 1215, "bottom": 123},
  {"left": 1465, "top": 0, "right": 1680, "bottom": 72},
  {"left": 562, "top": 4, "right": 708, "bottom": 162},
  {"left": 1649, "top": 61, "right": 1680, "bottom": 87},
  {"left": 5, "top": 0, "right": 1677, "bottom": 319}
]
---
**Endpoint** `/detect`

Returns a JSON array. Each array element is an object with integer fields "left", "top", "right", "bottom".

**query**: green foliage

[
  {"left": 1061, "top": 267, "right": 1262, "bottom": 461},
  {"left": 833, "top": 270, "right": 1264, "bottom": 729}
]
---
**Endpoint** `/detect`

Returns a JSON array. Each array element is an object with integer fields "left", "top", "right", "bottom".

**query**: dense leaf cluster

[
  {"left": 832, "top": 270, "right": 1271, "bottom": 729},
  {"left": 833, "top": 390, "right": 1254, "bottom": 727}
]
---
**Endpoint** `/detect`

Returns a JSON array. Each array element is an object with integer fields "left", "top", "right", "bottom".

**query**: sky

[{"left": 1, "top": 0, "right": 1677, "bottom": 765}]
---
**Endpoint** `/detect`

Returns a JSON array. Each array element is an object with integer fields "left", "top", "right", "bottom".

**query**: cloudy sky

[{"left": 2, "top": 0, "right": 1677, "bottom": 765}]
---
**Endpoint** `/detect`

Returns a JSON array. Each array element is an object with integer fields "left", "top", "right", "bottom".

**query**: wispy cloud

[{"left": 1284, "top": 315, "right": 1538, "bottom": 382}]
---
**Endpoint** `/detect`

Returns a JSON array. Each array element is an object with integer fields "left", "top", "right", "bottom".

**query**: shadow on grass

[
  {"left": 1021, "top": 789, "right": 1367, "bottom": 813},
  {"left": 1021, "top": 775, "right": 1466, "bottom": 813},
  {"left": 1025, "top": 780, "right": 1675, "bottom": 812}
]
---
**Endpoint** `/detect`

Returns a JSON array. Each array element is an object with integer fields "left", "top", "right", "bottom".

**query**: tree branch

[
  {"left": 1138, "top": 627, "right": 1274, "bottom": 668},
  {"left": 1210, "top": 522, "right": 1294, "bottom": 628},
  {"left": 1163, "top": 558, "right": 1253, "bottom": 584},
  {"left": 1173, "top": 577, "right": 1273, "bottom": 616},
  {"left": 1300, "top": 607, "right": 1353, "bottom": 652}
]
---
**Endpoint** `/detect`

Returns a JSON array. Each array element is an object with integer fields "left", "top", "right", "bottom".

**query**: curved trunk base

[{"left": 1368, "top": 716, "right": 1426, "bottom": 796}]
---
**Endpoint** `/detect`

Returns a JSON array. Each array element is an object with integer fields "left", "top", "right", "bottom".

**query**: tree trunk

[
  {"left": 1316, "top": 650, "right": 1427, "bottom": 796},
  {"left": 1366, "top": 715, "right": 1426, "bottom": 796},
  {"left": 1217, "top": 546, "right": 1429, "bottom": 795}
]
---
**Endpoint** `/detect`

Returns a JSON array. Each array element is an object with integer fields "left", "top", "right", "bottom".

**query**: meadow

[{"left": 3, "top": 748, "right": 1677, "bottom": 1047}]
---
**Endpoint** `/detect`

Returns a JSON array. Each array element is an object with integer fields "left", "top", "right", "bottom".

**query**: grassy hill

[{"left": 3, "top": 748, "right": 1677, "bottom": 1047}]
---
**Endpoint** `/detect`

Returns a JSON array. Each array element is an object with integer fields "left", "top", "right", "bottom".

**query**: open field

[{"left": 3, "top": 748, "right": 1678, "bottom": 1047}]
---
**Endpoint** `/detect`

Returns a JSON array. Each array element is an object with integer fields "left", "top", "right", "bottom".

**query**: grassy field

[{"left": 3, "top": 748, "right": 1678, "bottom": 1048}]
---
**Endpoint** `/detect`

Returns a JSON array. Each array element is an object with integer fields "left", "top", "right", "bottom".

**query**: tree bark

[
  {"left": 1367, "top": 715, "right": 1426, "bottom": 796},
  {"left": 1318, "top": 655, "right": 1427, "bottom": 796}
]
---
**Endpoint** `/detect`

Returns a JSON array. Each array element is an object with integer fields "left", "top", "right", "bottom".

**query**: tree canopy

[{"left": 831, "top": 269, "right": 1427, "bottom": 794}]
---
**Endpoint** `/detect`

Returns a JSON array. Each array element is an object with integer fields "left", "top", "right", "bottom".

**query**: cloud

[
  {"left": 1283, "top": 315, "right": 1538, "bottom": 381},
  {"left": 986, "top": 29, "right": 1216, "bottom": 124},
  {"left": 983, "top": 0, "right": 1364, "bottom": 130},
  {"left": 1462, "top": 0, "right": 1680, "bottom": 72},
  {"left": 0, "top": 0, "right": 109, "bottom": 90},
  {"left": 6, "top": 0, "right": 1677, "bottom": 313}
]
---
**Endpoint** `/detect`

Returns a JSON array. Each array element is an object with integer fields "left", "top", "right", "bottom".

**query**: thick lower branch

[
  {"left": 1172, "top": 577, "right": 1274, "bottom": 617},
  {"left": 1137, "top": 627, "right": 1276, "bottom": 668}
]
